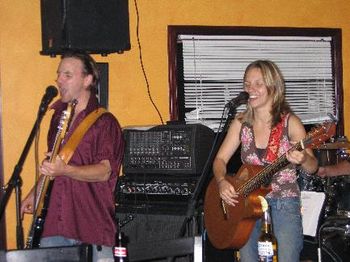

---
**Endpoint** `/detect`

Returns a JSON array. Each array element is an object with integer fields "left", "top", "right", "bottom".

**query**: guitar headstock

[
  {"left": 57, "top": 99, "right": 78, "bottom": 138},
  {"left": 303, "top": 121, "right": 336, "bottom": 149}
]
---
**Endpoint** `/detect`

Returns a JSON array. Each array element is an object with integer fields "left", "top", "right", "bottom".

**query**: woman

[{"left": 212, "top": 60, "right": 318, "bottom": 261}]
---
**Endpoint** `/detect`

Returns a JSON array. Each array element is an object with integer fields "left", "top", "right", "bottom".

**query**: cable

[{"left": 133, "top": 0, "right": 164, "bottom": 125}]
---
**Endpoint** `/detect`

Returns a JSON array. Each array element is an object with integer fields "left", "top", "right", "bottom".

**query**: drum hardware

[
  {"left": 297, "top": 168, "right": 326, "bottom": 192},
  {"left": 313, "top": 148, "right": 347, "bottom": 167},
  {"left": 316, "top": 135, "right": 350, "bottom": 150},
  {"left": 323, "top": 182, "right": 338, "bottom": 218},
  {"left": 335, "top": 178, "right": 350, "bottom": 217},
  {"left": 337, "top": 210, "right": 350, "bottom": 218},
  {"left": 346, "top": 224, "right": 350, "bottom": 236},
  {"left": 299, "top": 174, "right": 350, "bottom": 220},
  {"left": 312, "top": 137, "right": 350, "bottom": 220},
  {"left": 301, "top": 216, "right": 350, "bottom": 261},
  {"left": 316, "top": 141, "right": 350, "bottom": 150},
  {"left": 317, "top": 217, "right": 350, "bottom": 262},
  {"left": 299, "top": 175, "right": 350, "bottom": 221},
  {"left": 320, "top": 219, "right": 350, "bottom": 237}
]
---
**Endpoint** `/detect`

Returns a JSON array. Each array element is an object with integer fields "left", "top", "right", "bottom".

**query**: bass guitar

[
  {"left": 26, "top": 100, "right": 77, "bottom": 248},
  {"left": 204, "top": 121, "right": 336, "bottom": 249}
]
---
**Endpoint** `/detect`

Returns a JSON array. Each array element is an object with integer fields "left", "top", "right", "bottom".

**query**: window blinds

[{"left": 179, "top": 35, "right": 335, "bottom": 131}]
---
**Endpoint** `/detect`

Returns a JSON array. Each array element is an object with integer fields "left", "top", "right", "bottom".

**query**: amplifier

[
  {"left": 116, "top": 174, "right": 198, "bottom": 214},
  {"left": 114, "top": 213, "right": 194, "bottom": 261},
  {"left": 122, "top": 124, "right": 214, "bottom": 175}
]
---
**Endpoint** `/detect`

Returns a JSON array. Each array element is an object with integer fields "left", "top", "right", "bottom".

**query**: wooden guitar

[
  {"left": 26, "top": 100, "right": 77, "bottom": 248},
  {"left": 204, "top": 121, "right": 336, "bottom": 250}
]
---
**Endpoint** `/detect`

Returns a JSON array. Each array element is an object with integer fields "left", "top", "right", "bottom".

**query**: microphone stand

[
  {"left": 0, "top": 100, "right": 51, "bottom": 249},
  {"left": 174, "top": 104, "right": 239, "bottom": 260}
]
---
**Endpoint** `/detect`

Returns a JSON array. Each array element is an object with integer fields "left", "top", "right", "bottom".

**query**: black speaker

[
  {"left": 40, "top": 0, "right": 130, "bottom": 56},
  {"left": 117, "top": 213, "right": 186, "bottom": 244},
  {"left": 116, "top": 213, "right": 193, "bottom": 261},
  {"left": 2, "top": 244, "right": 92, "bottom": 262}
]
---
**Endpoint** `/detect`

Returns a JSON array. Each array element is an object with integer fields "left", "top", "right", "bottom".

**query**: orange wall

[{"left": 1, "top": 0, "right": 349, "bottom": 249}]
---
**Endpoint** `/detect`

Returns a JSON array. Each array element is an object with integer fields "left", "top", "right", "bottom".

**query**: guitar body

[{"left": 204, "top": 164, "right": 271, "bottom": 249}]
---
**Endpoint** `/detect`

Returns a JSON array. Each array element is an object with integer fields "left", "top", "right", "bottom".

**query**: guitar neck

[
  {"left": 26, "top": 101, "right": 77, "bottom": 248},
  {"left": 239, "top": 142, "right": 303, "bottom": 196},
  {"left": 34, "top": 133, "right": 63, "bottom": 210}
]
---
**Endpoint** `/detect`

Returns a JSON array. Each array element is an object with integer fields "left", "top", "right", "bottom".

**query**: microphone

[
  {"left": 42, "top": 86, "right": 58, "bottom": 104},
  {"left": 38, "top": 86, "right": 58, "bottom": 114},
  {"left": 225, "top": 91, "right": 249, "bottom": 108}
]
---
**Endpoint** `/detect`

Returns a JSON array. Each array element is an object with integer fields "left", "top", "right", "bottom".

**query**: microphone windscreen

[{"left": 46, "top": 86, "right": 58, "bottom": 98}]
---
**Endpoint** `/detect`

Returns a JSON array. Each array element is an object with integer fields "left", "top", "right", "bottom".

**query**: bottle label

[
  {"left": 114, "top": 246, "right": 127, "bottom": 257},
  {"left": 258, "top": 255, "right": 274, "bottom": 262},
  {"left": 258, "top": 241, "right": 275, "bottom": 261}
]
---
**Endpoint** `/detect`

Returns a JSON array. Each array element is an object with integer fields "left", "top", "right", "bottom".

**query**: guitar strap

[
  {"left": 263, "top": 113, "right": 288, "bottom": 164},
  {"left": 58, "top": 107, "right": 108, "bottom": 164}
]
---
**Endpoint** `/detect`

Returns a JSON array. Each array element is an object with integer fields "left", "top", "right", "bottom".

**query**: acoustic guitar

[
  {"left": 204, "top": 121, "right": 336, "bottom": 249},
  {"left": 26, "top": 100, "right": 77, "bottom": 248}
]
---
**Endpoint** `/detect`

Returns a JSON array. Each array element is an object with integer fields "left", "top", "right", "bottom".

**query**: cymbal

[{"left": 316, "top": 141, "right": 350, "bottom": 150}]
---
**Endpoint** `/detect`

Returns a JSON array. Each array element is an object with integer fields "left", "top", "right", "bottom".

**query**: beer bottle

[
  {"left": 113, "top": 220, "right": 129, "bottom": 262},
  {"left": 258, "top": 204, "right": 278, "bottom": 262}
]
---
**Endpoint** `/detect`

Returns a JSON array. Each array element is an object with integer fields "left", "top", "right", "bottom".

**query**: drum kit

[{"left": 299, "top": 136, "right": 350, "bottom": 261}]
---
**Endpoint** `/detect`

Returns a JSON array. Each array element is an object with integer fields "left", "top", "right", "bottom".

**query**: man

[{"left": 21, "top": 50, "right": 124, "bottom": 261}]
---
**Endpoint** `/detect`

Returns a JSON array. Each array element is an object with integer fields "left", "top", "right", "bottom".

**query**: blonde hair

[{"left": 238, "top": 60, "right": 291, "bottom": 126}]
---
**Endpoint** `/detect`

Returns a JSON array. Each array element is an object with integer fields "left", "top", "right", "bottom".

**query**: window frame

[{"left": 167, "top": 25, "right": 344, "bottom": 135}]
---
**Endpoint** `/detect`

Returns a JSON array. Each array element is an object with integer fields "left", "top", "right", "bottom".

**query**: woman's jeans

[
  {"left": 40, "top": 236, "right": 114, "bottom": 262},
  {"left": 240, "top": 197, "right": 303, "bottom": 262}
]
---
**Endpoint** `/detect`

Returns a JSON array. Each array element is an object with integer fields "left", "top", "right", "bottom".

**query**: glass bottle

[
  {"left": 113, "top": 219, "right": 129, "bottom": 262},
  {"left": 258, "top": 206, "right": 278, "bottom": 262}
]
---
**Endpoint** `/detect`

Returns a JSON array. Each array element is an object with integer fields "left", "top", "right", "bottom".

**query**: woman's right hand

[{"left": 218, "top": 178, "right": 239, "bottom": 206}]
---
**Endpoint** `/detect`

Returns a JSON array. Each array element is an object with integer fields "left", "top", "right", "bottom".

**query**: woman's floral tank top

[{"left": 240, "top": 113, "right": 300, "bottom": 198}]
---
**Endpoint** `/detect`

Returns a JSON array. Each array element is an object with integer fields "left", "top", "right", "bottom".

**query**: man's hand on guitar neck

[
  {"left": 217, "top": 178, "right": 239, "bottom": 206},
  {"left": 40, "top": 152, "right": 67, "bottom": 178},
  {"left": 40, "top": 151, "right": 112, "bottom": 182}
]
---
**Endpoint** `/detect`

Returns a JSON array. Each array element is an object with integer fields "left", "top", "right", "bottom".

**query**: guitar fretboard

[{"left": 238, "top": 142, "right": 303, "bottom": 197}]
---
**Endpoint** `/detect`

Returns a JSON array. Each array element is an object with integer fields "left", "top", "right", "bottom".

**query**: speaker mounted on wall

[{"left": 40, "top": 0, "right": 131, "bottom": 56}]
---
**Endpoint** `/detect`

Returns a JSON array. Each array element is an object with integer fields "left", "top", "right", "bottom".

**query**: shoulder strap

[
  {"left": 263, "top": 114, "right": 288, "bottom": 164},
  {"left": 58, "top": 107, "right": 108, "bottom": 164}
]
